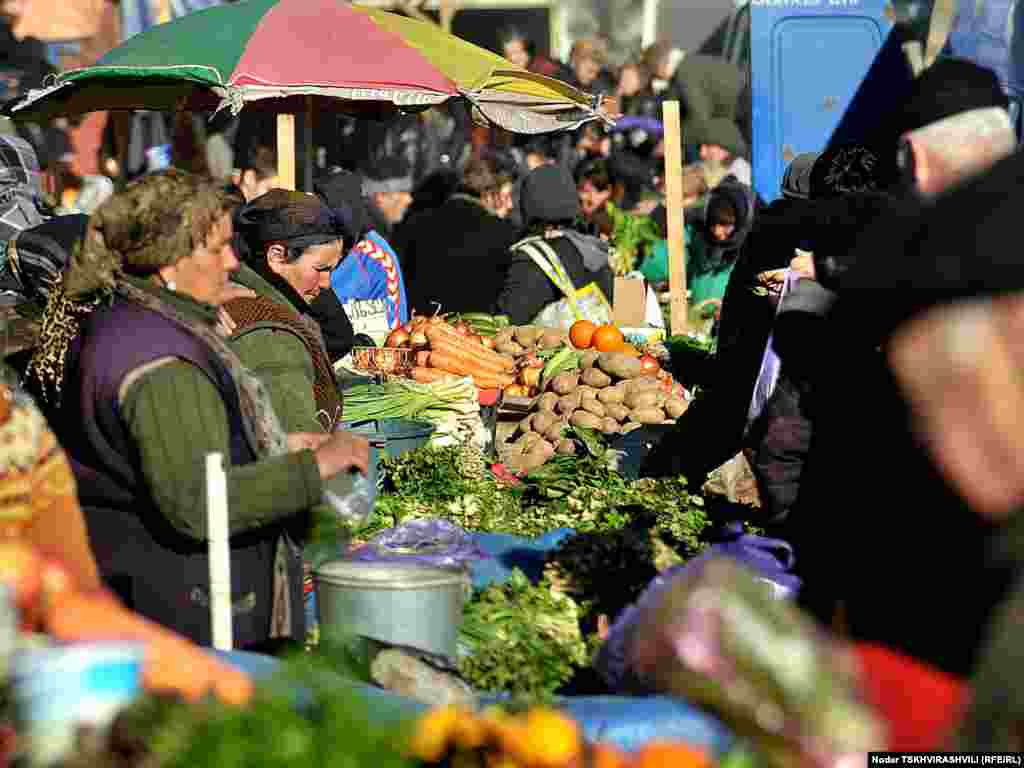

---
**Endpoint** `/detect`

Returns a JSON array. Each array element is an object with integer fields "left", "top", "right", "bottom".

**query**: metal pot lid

[{"left": 313, "top": 560, "right": 469, "bottom": 590}]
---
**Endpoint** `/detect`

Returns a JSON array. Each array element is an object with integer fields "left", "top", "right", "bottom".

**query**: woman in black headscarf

[{"left": 226, "top": 189, "right": 350, "bottom": 432}]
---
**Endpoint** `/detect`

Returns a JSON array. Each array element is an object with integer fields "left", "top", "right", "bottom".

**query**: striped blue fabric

[{"left": 120, "top": 0, "right": 224, "bottom": 42}]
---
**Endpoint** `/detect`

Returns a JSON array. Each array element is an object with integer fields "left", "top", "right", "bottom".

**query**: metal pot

[{"left": 313, "top": 561, "right": 469, "bottom": 660}]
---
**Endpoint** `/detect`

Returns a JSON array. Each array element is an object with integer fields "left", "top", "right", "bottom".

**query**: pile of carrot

[{"left": 409, "top": 324, "right": 517, "bottom": 391}]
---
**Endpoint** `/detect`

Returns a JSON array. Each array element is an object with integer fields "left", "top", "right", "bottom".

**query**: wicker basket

[{"left": 350, "top": 346, "right": 415, "bottom": 375}]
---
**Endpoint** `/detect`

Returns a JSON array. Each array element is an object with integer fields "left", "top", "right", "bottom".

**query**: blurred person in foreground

[{"left": 25, "top": 170, "right": 368, "bottom": 649}]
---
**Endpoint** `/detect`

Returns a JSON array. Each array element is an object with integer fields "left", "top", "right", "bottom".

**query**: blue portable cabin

[{"left": 748, "top": 0, "right": 916, "bottom": 202}]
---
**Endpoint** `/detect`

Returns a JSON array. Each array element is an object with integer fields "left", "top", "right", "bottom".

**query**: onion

[
  {"left": 401, "top": 322, "right": 414, "bottom": 333},
  {"left": 504, "top": 384, "right": 529, "bottom": 397},
  {"left": 427, "top": 314, "right": 446, "bottom": 325},
  {"left": 454, "top": 323, "right": 471, "bottom": 337},
  {"left": 410, "top": 330, "right": 429, "bottom": 350},
  {"left": 523, "top": 352, "right": 544, "bottom": 369},
  {"left": 415, "top": 351, "right": 431, "bottom": 367},
  {"left": 385, "top": 330, "right": 410, "bottom": 348},
  {"left": 639, "top": 354, "right": 661, "bottom": 374},
  {"left": 520, "top": 367, "right": 542, "bottom": 388}
]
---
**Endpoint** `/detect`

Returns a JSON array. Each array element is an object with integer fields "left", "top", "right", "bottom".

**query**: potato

[
  {"left": 579, "top": 397, "right": 606, "bottom": 418},
  {"left": 664, "top": 397, "right": 689, "bottom": 419},
  {"left": 538, "top": 330, "right": 565, "bottom": 350},
  {"left": 624, "top": 375, "right": 661, "bottom": 394},
  {"left": 544, "top": 423, "right": 566, "bottom": 443},
  {"left": 602, "top": 417, "right": 620, "bottom": 435},
  {"left": 629, "top": 407, "right": 666, "bottom": 425},
  {"left": 531, "top": 412, "right": 557, "bottom": 435},
  {"left": 496, "top": 341, "right": 525, "bottom": 356},
  {"left": 539, "top": 440, "right": 556, "bottom": 457},
  {"left": 580, "top": 367, "right": 612, "bottom": 388},
  {"left": 621, "top": 422, "right": 643, "bottom": 434},
  {"left": 517, "top": 416, "right": 535, "bottom": 435},
  {"left": 580, "top": 350, "right": 601, "bottom": 369},
  {"left": 570, "top": 411, "right": 604, "bottom": 430},
  {"left": 575, "top": 386, "right": 597, "bottom": 402},
  {"left": 549, "top": 373, "right": 579, "bottom": 395},
  {"left": 519, "top": 432, "right": 544, "bottom": 450},
  {"left": 519, "top": 367, "right": 541, "bottom": 388},
  {"left": 556, "top": 439, "right": 577, "bottom": 456},
  {"left": 625, "top": 390, "right": 662, "bottom": 410},
  {"left": 537, "top": 392, "right": 560, "bottom": 413},
  {"left": 514, "top": 326, "right": 543, "bottom": 347},
  {"left": 597, "top": 387, "right": 625, "bottom": 405},
  {"left": 518, "top": 448, "right": 550, "bottom": 472},
  {"left": 495, "top": 328, "right": 515, "bottom": 346},
  {"left": 557, "top": 391, "right": 582, "bottom": 414},
  {"left": 597, "top": 352, "right": 643, "bottom": 380},
  {"left": 605, "top": 403, "right": 631, "bottom": 422}
]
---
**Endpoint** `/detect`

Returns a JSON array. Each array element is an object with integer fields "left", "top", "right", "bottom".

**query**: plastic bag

[
  {"left": 346, "top": 519, "right": 491, "bottom": 571},
  {"left": 323, "top": 471, "right": 374, "bottom": 528},
  {"left": 624, "top": 560, "right": 883, "bottom": 767},
  {"left": 596, "top": 523, "right": 800, "bottom": 693}
]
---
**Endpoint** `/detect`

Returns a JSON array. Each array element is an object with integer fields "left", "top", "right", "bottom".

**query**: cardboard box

[{"left": 613, "top": 277, "right": 647, "bottom": 328}]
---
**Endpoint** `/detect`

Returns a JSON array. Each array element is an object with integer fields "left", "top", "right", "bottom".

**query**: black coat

[
  {"left": 495, "top": 233, "right": 614, "bottom": 326},
  {"left": 391, "top": 196, "right": 519, "bottom": 317},
  {"left": 779, "top": 154, "right": 1024, "bottom": 677}
]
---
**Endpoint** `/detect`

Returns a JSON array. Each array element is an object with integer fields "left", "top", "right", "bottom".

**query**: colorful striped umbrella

[{"left": 5, "top": 0, "right": 607, "bottom": 135}]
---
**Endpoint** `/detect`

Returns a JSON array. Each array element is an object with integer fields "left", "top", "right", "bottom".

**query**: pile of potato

[
  {"left": 493, "top": 325, "right": 568, "bottom": 357},
  {"left": 501, "top": 351, "right": 690, "bottom": 472}
]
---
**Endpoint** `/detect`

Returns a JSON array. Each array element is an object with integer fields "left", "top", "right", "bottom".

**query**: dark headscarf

[
  {"left": 0, "top": 214, "right": 89, "bottom": 307},
  {"left": 702, "top": 175, "right": 757, "bottom": 261},
  {"left": 234, "top": 189, "right": 347, "bottom": 263},
  {"left": 809, "top": 144, "right": 893, "bottom": 200}
]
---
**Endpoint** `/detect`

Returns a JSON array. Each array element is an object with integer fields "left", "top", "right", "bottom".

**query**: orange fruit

[
  {"left": 408, "top": 705, "right": 461, "bottom": 762},
  {"left": 589, "top": 743, "right": 629, "bottom": 768},
  {"left": 621, "top": 344, "right": 641, "bottom": 357},
  {"left": 569, "top": 320, "right": 598, "bottom": 349},
  {"left": 592, "top": 325, "right": 625, "bottom": 353},
  {"left": 633, "top": 742, "right": 712, "bottom": 768},
  {"left": 519, "top": 708, "right": 582, "bottom": 767}
]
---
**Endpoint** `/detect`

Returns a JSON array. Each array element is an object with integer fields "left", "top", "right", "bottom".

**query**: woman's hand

[
  {"left": 216, "top": 308, "right": 238, "bottom": 337},
  {"left": 314, "top": 431, "right": 371, "bottom": 478},
  {"left": 287, "top": 432, "right": 331, "bottom": 453}
]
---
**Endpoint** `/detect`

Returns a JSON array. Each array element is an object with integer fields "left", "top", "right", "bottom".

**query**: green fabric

[
  {"left": 71, "top": 0, "right": 274, "bottom": 85},
  {"left": 227, "top": 265, "right": 320, "bottom": 434},
  {"left": 121, "top": 359, "right": 323, "bottom": 541},
  {"left": 641, "top": 227, "right": 735, "bottom": 307}
]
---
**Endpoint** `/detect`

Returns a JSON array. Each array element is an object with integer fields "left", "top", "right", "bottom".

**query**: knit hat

[
  {"left": 313, "top": 169, "right": 371, "bottom": 244},
  {"left": 519, "top": 165, "right": 581, "bottom": 229},
  {"left": 809, "top": 144, "right": 890, "bottom": 200},
  {"left": 781, "top": 153, "right": 820, "bottom": 200},
  {"left": 362, "top": 155, "right": 414, "bottom": 196},
  {"left": 897, "top": 58, "right": 1009, "bottom": 137},
  {"left": 689, "top": 117, "right": 748, "bottom": 160}
]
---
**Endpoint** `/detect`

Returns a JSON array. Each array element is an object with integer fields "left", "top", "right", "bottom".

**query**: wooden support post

[
  {"left": 662, "top": 100, "right": 688, "bottom": 336},
  {"left": 439, "top": 0, "right": 455, "bottom": 33},
  {"left": 276, "top": 113, "right": 296, "bottom": 191},
  {"left": 303, "top": 96, "right": 314, "bottom": 192}
]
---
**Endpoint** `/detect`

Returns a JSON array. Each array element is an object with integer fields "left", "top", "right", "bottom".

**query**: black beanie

[
  {"left": 519, "top": 165, "right": 581, "bottom": 229},
  {"left": 896, "top": 58, "right": 1009, "bottom": 137}
]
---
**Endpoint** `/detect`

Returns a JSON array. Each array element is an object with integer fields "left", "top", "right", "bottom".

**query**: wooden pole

[
  {"left": 303, "top": 96, "right": 314, "bottom": 192},
  {"left": 439, "top": 0, "right": 455, "bottom": 34},
  {"left": 662, "top": 100, "right": 688, "bottom": 336},
  {"left": 276, "top": 113, "right": 296, "bottom": 191}
]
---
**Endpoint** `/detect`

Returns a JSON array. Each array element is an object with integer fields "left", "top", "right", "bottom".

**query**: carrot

[
  {"left": 470, "top": 373, "right": 516, "bottom": 389},
  {"left": 425, "top": 327, "right": 515, "bottom": 372},
  {"left": 411, "top": 366, "right": 458, "bottom": 384},
  {"left": 427, "top": 336, "right": 509, "bottom": 375},
  {"left": 427, "top": 351, "right": 513, "bottom": 383}
]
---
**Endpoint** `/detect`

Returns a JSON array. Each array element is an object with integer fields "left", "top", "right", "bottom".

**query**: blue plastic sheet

[
  {"left": 208, "top": 650, "right": 735, "bottom": 756},
  {"left": 469, "top": 528, "right": 575, "bottom": 588}
]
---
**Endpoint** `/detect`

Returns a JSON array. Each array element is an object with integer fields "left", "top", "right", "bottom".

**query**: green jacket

[
  {"left": 118, "top": 278, "right": 323, "bottom": 541},
  {"left": 642, "top": 227, "right": 735, "bottom": 307},
  {"left": 228, "top": 265, "right": 322, "bottom": 434}
]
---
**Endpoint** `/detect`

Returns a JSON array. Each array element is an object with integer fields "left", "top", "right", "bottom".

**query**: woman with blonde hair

[{"left": 26, "top": 169, "right": 368, "bottom": 649}]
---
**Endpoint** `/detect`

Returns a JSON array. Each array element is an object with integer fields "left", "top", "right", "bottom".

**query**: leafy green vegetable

[
  {"left": 539, "top": 346, "right": 582, "bottom": 391},
  {"left": 458, "top": 569, "right": 587, "bottom": 698},
  {"left": 607, "top": 202, "right": 662, "bottom": 276}
]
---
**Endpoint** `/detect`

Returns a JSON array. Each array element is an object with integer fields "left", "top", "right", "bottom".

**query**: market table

[{"left": 209, "top": 650, "right": 737, "bottom": 756}]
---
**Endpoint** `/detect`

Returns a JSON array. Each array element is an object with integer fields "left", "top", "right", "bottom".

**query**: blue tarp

[{"left": 209, "top": 650, "right": 736, "bottom": 756}]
